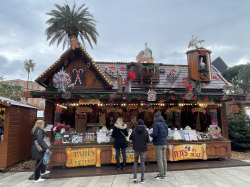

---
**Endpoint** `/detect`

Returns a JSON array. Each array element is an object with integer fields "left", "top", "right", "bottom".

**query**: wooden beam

[{"left": 220, "top": 102, "right": 229, "bottom": 139}]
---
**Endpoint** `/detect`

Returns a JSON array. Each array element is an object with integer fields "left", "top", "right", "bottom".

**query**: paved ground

[{"left": 1, "top": 160, "right": 250, "bottom": 187}]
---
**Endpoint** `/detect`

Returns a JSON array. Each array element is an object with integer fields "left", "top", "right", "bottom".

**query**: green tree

[
  {"left": 228, "top": 109, "right": 250, "bottom": 151},
  {"left": 45, "top": 3, "right": 99, "bottom": 49},
  {"left": 0, "top": 76, "right": 4, "bottom": 82},
  {"left": 11, "top": 85, "right": 24, "bottom": 102},
  {"left": 23, "top": 59, "right": 36, "bottom": 91},
  {"left": 222, "top": 64, "right": 245, "bottom": 83},
  {"left": 0, "top": 83, "right": 23, "bottom": 102}
]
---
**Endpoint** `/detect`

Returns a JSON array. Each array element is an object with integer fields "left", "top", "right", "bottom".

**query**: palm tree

[
  {"left": 12, "top": 85, "right": 24, "bottom": 102},
  {"left": 45, "top": 3, "right": 99, "bottom": 49},
  {"left": 0, "top": 76, "right": 4, "bottom": 82},
  {"left": 23, "top": 59, "right": 36, "bottom": 91}
]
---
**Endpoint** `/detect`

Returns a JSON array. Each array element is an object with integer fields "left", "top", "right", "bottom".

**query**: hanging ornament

[
  {"left": 147, "top": 67, "right": 149, "bottom": 73},
  {"left": 199, "top": 49, "right": 206, "bottom": 56},
  {"left": 192, "top": 95, "right": 197, "bottom": 100},
  {"left": 54, "top": 94, "right": 59, "bottom": 100},
  {"left": 64, "top": 58, "right": 68, "bottom": 66},
  {"left": 123, "top": 94, "right": 127, "bottom": 100},
  {"left": 171, "top": 96, "right": 175, "bottom": 100},
  {"left": 203, "top": 96, "right": 208, "bottom": 101},
  {"left": 62, "top": 92, "right": 71, "bottom": 99},
  {"left": 138, "top": 95, "right": 141, "bottom": 100},
  {"left": 53, "top": 67, "right": 75, "bottom": 93},
  {"left": 72, "top": 69, "right": 84, "bottom": 84},
  {"left": 71, "top": 54, "right": 75, "bottom": 60},
  {"left": 72, "top": 88, "right": 74, "bottom": 91},
  {"left": 231, "top": 96, "right": 235, "bottom": 101},
  {"left": 81, "top": 53, "right": 84, "bottom": 60},
  {"left": 87, "top": 62, "right": 90, "bottom": 68},
  {"left": 41, "top": 93, "right": 45, "bottom": 99},
  {"left": 242, "top": 97, "right": 246, "bottom": 101},
  {"left": 70, "top": 37, "right": 80, "bottom": 50}
]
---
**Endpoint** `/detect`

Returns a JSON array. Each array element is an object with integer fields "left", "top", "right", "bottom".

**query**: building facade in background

[
  {"left": 212, "top": 57, "right": 228, "bottom": 73},
  {"left": 2, "top": 79, "right": 45, "bottom": 108}
]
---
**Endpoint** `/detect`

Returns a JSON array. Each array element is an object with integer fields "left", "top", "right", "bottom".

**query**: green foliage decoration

[{"left": 140, "top": 64, "right": 160, "bottom": 72}]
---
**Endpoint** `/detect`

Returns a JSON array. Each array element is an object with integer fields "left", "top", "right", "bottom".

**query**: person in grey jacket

[
  {"left": 149, "top": 111, "right": 168, "bottom": 180},
  {"left": 31, "top": 120, "right": 50, "bottom": 183}
]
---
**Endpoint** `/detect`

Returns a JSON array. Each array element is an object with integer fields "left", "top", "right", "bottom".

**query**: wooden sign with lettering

[
  {"left": 111, "top": 148, "right": 140, "bottom": 164},
  {"left": 168, "top": 144, "right": 207, "bottom": 161},
  {"left": 65, "top": 148, "right": 101, "bottom": 167}
]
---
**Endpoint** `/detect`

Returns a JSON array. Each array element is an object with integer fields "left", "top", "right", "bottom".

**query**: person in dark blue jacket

[{"left": 149, "top": 111, "right": 168, "bottom": 180}]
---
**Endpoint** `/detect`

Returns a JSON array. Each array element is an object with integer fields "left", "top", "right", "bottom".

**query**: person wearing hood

[
  {"left": 149, "top": 111, "right": 168, "bottom": 180},
  {"left": 129, "top": 119, "right": 149, "bottom": 184},
  {"left": 111, "top": 117, "right": 128, "bottom": 171},
  {"left": 31, "top": 120, "right": 50, "bottom": 183}
]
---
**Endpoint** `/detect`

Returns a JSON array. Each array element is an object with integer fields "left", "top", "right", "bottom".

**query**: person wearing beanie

[
  {"left": 149, "top": 111, "right": 168, "bottom": 180},
  {"left": 129, "top": 119, "right": 149, "bottom": 184}
]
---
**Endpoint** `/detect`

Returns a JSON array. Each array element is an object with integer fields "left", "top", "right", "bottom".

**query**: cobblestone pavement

[{"left": 1, "top": 160, "right": 250, "bottom": 187}]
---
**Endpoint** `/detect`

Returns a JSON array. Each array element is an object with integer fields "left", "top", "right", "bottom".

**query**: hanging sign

[
  {"left": 111, "top": 148, "right": 140, "bottom": 164},
  {"left": 97, "top": 132, "right": 106, "bottom": 143},
  {"left": 62, "top": 92, "right": 71, "bottom": 99},
  {"left": 127, "top": 105, "right": 138, "bottom": 111},
  {"left": 65, "top": 148, "right": 101, "bottom": 167},
  {"left": 147, "top": 89, "right": 156, "bottom": 101},
  {"left": 168, "top": 144, "right": 207, "bottom": 161},
  {"left": 166, "top": 107, "right": 182, "bottom": 114},
  {"left": 79, "top": 99, "right": 100, "bottom": 105},
  {"left": 192, "top": 108, "right": 206, "bottom": 114},
  {"left": 106, "top": 107, "right": 123, "bottom": 113},
  {"left": 138, "top": 107, "right": 154, "bottom": 113},
  {"left": 76, "top": 107, "right": 93, "bottom": 113}
]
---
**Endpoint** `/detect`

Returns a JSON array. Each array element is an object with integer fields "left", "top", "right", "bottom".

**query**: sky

[{"left": 0, "top": 0, "right": 250, "bottom": 81}]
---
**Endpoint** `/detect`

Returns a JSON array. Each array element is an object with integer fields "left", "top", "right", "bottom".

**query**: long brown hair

[{"left": 32, "top": 120, "right": 45, "bottom": 133}]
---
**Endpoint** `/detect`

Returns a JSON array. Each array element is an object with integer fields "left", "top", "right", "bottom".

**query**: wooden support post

[{"left": 220, "top": 102, "right": 229, "bottom": 140}]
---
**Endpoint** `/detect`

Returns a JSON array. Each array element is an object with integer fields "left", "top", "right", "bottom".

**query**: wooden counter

[{"left": 48, "top": 141, "right": 231, "bottom": 167}]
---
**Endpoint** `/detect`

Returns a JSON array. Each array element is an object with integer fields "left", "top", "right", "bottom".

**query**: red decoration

[
  {"left": 200, "top": 49, "right": 206, "bottom": 56},
  {"left": 242, "top": 97, "right": 246, "bottom": 101},
  {"left": 123, "top": 94, "right": 126, "bottom": 100},
  {"left": 185, "top": 84, "right": 193, "bottom": 91},
  {"left": 54, "top": 94, "right": 59, "bottom": 100},
  {"left": 203, "top": 139, "right": 206, "bottom": 142},
  {"left": 104, "top": 84, "right": 109, "bottom": 89},
  {"left": 231, "top": 96, "right": 235, "bottom": 101},
  {"left": 138, "top": 95, "right": 141, "bottom": 100},
  {"left": 41, "top": 93, "right": 45, "bottom": 99},
  {"left": 171, "top": 140, "right": 176, "bottom": 143},
  {"left": 71, "top": 54, "right": 74, "bottom": 59},
  {"left": 158, "top": 96, "right": 163, "bottom": 101},
  {"left": 147, "top": 67, "right": 149, "bottom": 73},
  {"left": 72, "top": 88, "right": 74, "bottom": 91},
  {"left": 127, "top": 71, "right": 136, "bottom": 81},
  {"left": 52, "top": 126, "right": 69, "bottom": 132},
  {"left": 203, "top": 96, "right": 208, "bottom": 101},
  {"left": 220, "top": 96, "right": 223, "bottom": 102},
  {"left": 192, "top": 95, "right": 197, "bottom": 100},
  {"left": 171, "top": 96, "right": 175, "bottom": 100},
  {"left": 120, "top": 66, "right": 126, "bottom": 71},
  {"left": 91, "top": 111, "right": 94, "bottom": 115},
  {"left": 124, "top": 78, "right": 129, "bottom": 86},
  {"left": 213, "top": 139, "right": 216, "bottom": 142},
  {"left": 170, "top": 69, "right": 176, "bottom": 73},
  {"left": 213, "top": 76, "right": 219, "bottom": 80},
  {"left": 181, "top": 95, "right": 185, "bottom": 100},
  {"left": 183, "top": 78, "right": 188, "bottom": 82},
  {"left": 70, "top": 143, "right": 73, "bottom": 146},
  {"left": 149, "top": 84, "right": 153, "bottom": 88},
  {"left": 80, "top": 96, "right": 84, "bottom": 100},
  {"left": 81, "top": 53, "right": 84, "bottom": 59},
  {"left": 94, "top": 72, "right": 97, "bottom": 76},
  {"left": 128, "top": 142, "right": 131, "bottom": 146}
]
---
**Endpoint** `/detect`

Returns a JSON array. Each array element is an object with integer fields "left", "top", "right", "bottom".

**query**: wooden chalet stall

[
  {"left": 30, "top": 40, "right": 245, "bottom": 168},
  {"left": 0, "top": 96, "right": 37, "bottom": 170}
]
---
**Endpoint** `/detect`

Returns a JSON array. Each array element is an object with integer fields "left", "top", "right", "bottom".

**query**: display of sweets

[
  {"left": 173, "top": 131, "right": 182, "bottom": 140},
  {"left": 184, "top": 126, "right": 191, "bottom": 130}
]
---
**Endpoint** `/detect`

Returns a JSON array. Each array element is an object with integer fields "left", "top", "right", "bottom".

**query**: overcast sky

[{"left": 0, "top": 0, "right": 250, "bottom": 81}]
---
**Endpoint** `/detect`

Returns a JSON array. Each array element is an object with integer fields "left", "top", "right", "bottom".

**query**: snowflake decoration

[{"left": 53, "top": 67, "right": 75, "bottom": 93}]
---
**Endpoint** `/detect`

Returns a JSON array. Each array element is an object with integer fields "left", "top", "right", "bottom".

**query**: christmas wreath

[{"left": 200, "top": 72, "right": 208, "bottom": 79}]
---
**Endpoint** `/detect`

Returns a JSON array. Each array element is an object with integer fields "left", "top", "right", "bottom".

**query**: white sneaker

[
  {"left": 41, "top": 170, "right": 50, "bottom": 175},
  {"left": 133, "top": 178, "right": 137, "bottom": 183},
  {"left": 34, "top": 178, "right": 45, "bottom": 182}
]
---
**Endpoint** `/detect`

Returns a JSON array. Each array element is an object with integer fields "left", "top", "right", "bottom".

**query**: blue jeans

[
  {"left": 133, "top": 151, "right": 146, "bottom": 180},
  {"left": 116, "top": 148, "right": 126, "bottom": 165}
]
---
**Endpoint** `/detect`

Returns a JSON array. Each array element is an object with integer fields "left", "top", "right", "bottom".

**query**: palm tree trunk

[{"left": 27, "top": 72, "right": 29, "bottom": 91}]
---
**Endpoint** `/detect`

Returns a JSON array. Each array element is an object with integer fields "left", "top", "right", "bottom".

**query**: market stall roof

[
  {"left": 0, "top": 96, "right": 37, "bottom": 109},
  {"left": 35, "top": 45, "right": 112, "bottom": 87},
  {"left": 95, "top": 61, "right": 231, "bottom": 90}
]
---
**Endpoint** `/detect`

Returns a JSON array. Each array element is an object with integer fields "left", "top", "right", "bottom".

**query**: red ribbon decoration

[
  {"left": 242, "top": 97, "right": 246, "bottom": 101},
  {"left": 203, "top": 96, "right": 208, "bottom": 101},
  {"left": 183, "top": 78, "right": 188, "bottom": 82},
  {"left": 220, "top": 96, "right": 223, "bottom": 102},
  {"left": 213, "top": 76, "right": 219, "bottom": 80},
  {"left": 200, "top": 49, "right": 206, "bottom": 56},
  {"left": 54, "top": 94, "right": 59, "bottom": 100},
  {"left": 171, "top": 140, "right": 176, "bottom": 143},
  {"left": 138, "top": 95, "right": 141, "bottom": 100},
  {"left": 192, "top": 95, "right": 197, "bottom": 100},
  {"left": 71, "top": 54, "right": 74, "bottom": 60},
  {"left": 123, "top": 94, "right": 126, "bottom": 100},
  {"left": 181, "top": 95, "right": 185, "bottom": 100},
  {"left": 171, "top": 96, "right": 175, "bottom": 100},
  {"left": 41, "top": 93, "right": 45, "bottom": 99},
  {"left": 231, "top": 96, "right": 235, "bottom": 101}
]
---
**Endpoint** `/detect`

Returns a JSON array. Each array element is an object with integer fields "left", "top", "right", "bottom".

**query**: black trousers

[
  {"left": 116, "top": 148, "right": 126, "bottom": 166},
  {"left": 35, "top": 159, "right": 45, "bottom": 180}
]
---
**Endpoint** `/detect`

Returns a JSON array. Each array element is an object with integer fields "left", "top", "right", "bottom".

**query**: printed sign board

[{"left": 111, "top": 148, "right": 140, "bottom": 164}]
